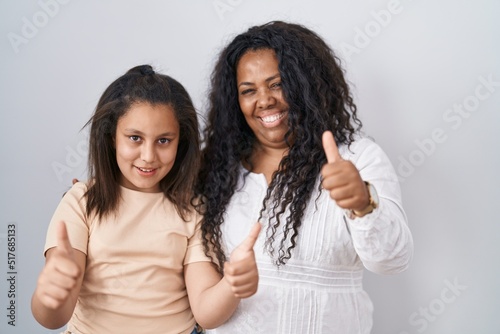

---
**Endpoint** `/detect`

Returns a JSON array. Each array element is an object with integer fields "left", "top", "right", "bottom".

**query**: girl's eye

[
  {"left": 158, "top": 138, "right": 170, "bottom": 144},
  {"left": 129, "top": 135, "right": 141, "bottom": 142}
]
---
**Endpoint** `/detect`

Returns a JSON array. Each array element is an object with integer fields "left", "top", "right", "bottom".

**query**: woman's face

[
  {"left": 114, "top": 102, "right": 179, "bottom": 193},
  {"left": 236, "top": 48, "right": 290, "bottom": 150}
]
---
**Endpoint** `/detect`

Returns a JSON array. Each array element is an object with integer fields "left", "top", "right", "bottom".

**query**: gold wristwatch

[{"left": 350, "top": 181, "right": 379, "bottom": 218}]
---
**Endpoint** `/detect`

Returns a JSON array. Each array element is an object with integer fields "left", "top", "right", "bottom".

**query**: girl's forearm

[
  {"left": 31, "top": 289, "right": 77, "bottom": 329},
  {"left": 192, "top": 276, "right": 240, "bottom": 329}
]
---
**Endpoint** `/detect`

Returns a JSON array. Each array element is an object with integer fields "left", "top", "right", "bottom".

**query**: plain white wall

[{"left": 1, "top": 1, "right": 499, "bottom": 333}]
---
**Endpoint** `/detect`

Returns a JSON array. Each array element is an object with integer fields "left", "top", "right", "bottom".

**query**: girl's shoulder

[
  {"left": 62, "top": 180, "right": 89, "bottom": 200},
  {"left": 59, "top": 181, "right": 93, "bottom": 218}
]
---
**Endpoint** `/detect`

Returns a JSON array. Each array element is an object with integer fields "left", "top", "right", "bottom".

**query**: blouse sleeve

[
  {"left": 44, "top": 182, "right": 90, "bottom": 256},
  {"left": 342, "top": 138, "right": 414, "bottom": 275}
]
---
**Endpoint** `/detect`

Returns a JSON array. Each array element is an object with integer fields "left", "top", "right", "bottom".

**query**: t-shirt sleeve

[
  {"left": 44, "top": 182, "right": 90, "bottom": 256},
  {"left": 183, "top": 211, "right": 212, "bottom": 265}
]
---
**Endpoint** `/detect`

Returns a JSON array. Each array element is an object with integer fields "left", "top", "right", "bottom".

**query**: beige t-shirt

[{"left": 45, "top": 182, "right": 210, "bottom": 334}]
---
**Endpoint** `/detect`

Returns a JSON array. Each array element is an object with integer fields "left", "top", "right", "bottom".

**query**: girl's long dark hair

[
  {"left": 85, "top": 65, "right": 200, "bottom": 221},
  {"left": 195, "top": 21, "right": 362, "bottom": 270}
]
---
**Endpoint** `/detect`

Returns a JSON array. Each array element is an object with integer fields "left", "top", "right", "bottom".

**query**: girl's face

[
  {"left": 236, "top": 48, "right": 290, "bottom": 150},
  {"left": 114, "top": 102, "right": 179, "bottom": 193}
]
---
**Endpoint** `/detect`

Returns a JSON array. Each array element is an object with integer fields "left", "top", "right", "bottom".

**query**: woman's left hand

[{"left": 321, "top": 131, "right": 370, "bottom": 212}]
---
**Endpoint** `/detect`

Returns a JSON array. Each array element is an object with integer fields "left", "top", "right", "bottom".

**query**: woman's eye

[
  {"left": 271, "top": 82, "right": 282, "bottom": 89},
  {"left": 158, "top": 138, "right": 170, "bottom": 144},
  {"left": 240, "top": 89, "right": 254, "bottom": 95}
]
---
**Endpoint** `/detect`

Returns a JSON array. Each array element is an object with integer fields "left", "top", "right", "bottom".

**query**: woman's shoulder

[{"left": 338, "top": 134, "right": 383, "bottom": 159}]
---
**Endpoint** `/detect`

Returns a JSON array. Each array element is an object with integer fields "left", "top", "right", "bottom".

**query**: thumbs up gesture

[
  {"left": 224, "top": 222, "right": 262, "bottom": 298},
  {"left": 321, "top": 131, "right": 370, "bottom": 212},
  {"left": 34, "top": 221, "right": 82, "bottom": 309}
]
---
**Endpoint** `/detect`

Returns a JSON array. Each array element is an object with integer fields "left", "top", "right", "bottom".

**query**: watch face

[{"left": 369, "top": 183, "right": 379, "bottom": 208}]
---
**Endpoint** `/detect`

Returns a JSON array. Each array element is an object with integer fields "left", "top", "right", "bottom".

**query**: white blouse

[{"left": 207, "top": 137, "right": 413, "bottom": 334}]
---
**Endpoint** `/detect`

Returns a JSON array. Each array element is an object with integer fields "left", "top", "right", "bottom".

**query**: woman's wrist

[{"left": 350, "top": 182, "right": 379, "bottom": 218}]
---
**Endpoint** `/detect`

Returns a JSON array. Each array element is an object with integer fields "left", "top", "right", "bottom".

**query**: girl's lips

[{"left": 135, "top": 166, "right": 158, "bottom": 175}]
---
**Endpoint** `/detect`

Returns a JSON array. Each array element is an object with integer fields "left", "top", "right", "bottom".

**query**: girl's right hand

[{"left": 34, "top": 221, "right": 81, "bottom": 309}]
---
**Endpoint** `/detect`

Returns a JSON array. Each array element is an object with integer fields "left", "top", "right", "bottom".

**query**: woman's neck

[{"left": 248, "top": 144, "right": 288, "bottom": 185}]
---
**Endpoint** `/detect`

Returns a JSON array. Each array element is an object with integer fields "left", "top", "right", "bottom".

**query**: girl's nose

[{"left": 140, "top": 144, "right": 156, "bottom": 163}]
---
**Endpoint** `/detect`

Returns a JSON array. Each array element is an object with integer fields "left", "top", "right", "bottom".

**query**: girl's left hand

[{"left": 224, "top": 222, "right": 261, "bottom": 298}]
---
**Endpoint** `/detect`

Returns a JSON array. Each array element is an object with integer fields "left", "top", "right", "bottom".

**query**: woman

[{"left": 195, "top": 21, "right": 413, "bottom": 333}]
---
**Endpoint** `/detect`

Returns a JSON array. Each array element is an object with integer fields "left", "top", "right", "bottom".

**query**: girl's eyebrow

[
  {"left": 238, "top": 73, "right": 281, "bottom": 88},
  {"left": 123, "top": 129, "right": 177, "bottom": 137}
]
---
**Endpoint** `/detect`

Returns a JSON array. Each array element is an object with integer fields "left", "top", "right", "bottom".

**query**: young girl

[{"left": 31, "top": 65, "right": 261, "bottom": 334}]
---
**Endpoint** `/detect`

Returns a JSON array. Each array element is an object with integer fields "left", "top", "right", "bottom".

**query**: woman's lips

[{"left": 258, "top": 111, "right": 287, "bottom": 126}]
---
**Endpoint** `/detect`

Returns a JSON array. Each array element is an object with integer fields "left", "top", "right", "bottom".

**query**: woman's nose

[{"left": 257, "top": 89, "right": 276, "bottom": 109}]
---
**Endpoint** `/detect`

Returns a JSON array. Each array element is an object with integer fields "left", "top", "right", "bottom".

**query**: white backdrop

[{"left": 1, "top": 1, "right": 499, "bottom": 333}]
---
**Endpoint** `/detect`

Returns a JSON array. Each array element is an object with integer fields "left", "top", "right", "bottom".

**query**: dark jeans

[{"left": 191, "top": 324, "right": 205, "bottom": 334}]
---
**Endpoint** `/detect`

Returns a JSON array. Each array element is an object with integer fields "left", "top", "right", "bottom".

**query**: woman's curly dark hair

[{"left": 195, "top": 21, "right": 362, "bottom": 271}]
